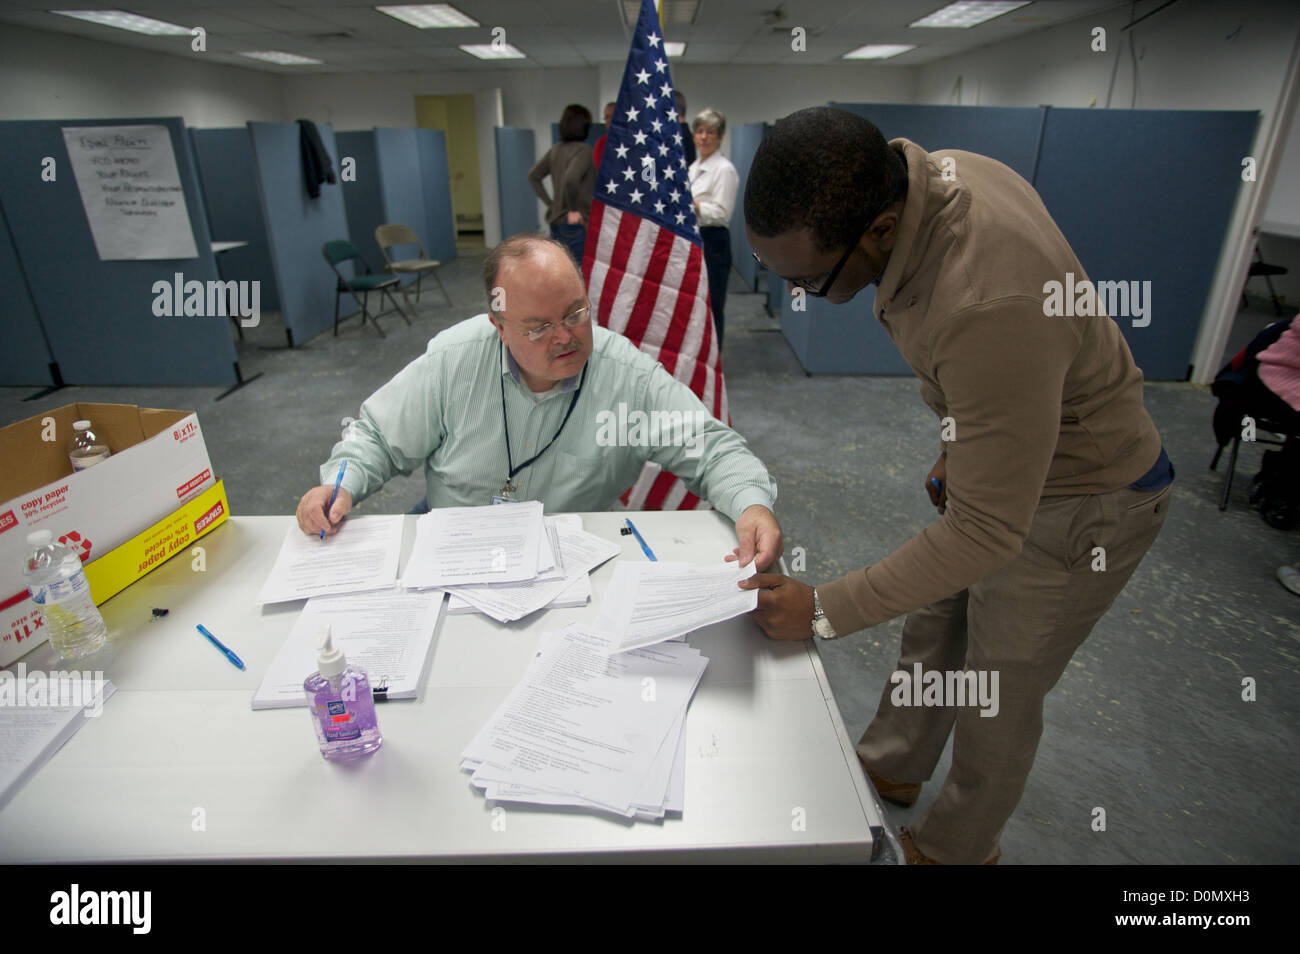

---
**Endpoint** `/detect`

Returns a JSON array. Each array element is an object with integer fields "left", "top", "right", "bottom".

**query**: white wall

[
  {"left": 0, "top": 24, "right": 284, "bottom": 126},
  {"left": 916, "top": 0, "right": 1298, "bottom": 116}
]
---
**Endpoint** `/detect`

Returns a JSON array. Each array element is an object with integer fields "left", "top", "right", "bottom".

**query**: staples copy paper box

[{"left": 0, "top": 403, "right": 219, "bottom": 665}]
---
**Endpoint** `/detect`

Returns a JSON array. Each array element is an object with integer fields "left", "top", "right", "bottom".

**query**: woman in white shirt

[{"left": 688, "top": 109, "right": 740, "bottom": 351}]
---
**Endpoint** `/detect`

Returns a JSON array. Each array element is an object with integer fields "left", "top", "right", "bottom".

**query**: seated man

[{"left": 296, "top": 234, "right": 783, "bottom": 569}]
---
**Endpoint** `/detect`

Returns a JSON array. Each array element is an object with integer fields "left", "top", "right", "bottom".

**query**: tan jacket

[
  {"left": 818, "top": 139, "right": 1163, "bottom": 636},
  {"left": 528, "top": 141, "right": 595, "bottom": 225}
]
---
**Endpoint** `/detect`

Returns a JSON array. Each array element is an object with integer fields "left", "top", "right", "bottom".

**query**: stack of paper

[
  {"left": 256, "top": 515, "right": 404, "bottom": 604},
  {"left": 1, "top": 675, "right": 116, "bottom": 810},
  {"left": 460, "top": 624, "right": 707, "bottom": 821},
  {"left": 403, "top": 507, "right": 620, "bottom": 623},
  {"left": 251, "top": 588, "right": 445, "bottom": 708},
  {"left": 591, "top": 560, "right": 759, "bottom": 654}
]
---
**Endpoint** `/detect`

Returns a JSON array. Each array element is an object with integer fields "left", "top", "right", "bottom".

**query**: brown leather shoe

[
  {"left": 861, "top": 761, "right": 922, "bottom": 807},
  {"left": 899, "top": 826, "right": 1000, "bottom": 865}
]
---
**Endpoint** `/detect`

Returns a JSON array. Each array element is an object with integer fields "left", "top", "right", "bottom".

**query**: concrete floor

[{"left": 4, "top": 241, "right": 1297, "bottom": 864}]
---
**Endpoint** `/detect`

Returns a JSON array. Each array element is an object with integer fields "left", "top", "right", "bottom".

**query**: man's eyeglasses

[
  {"left": 752, "top": 221, "right": 870, "bottom": 298},
  {"left": 517, "top": 303, "right": 592, "bottom": 342}
]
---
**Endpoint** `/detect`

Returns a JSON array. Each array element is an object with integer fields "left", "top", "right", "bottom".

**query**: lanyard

[{"left": 499, "top": 340, "right": 586, "bottom": 485}]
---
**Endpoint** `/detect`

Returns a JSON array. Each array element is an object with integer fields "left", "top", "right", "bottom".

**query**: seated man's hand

[
  {"left": 727, "top": 504, "right": 784, "bottom": 572},
  {"left": 296, "top": 485, "right": 354, "bottom": 537},
  {"left": 738, "top": 573, "right": 815, "bottom": 640}
]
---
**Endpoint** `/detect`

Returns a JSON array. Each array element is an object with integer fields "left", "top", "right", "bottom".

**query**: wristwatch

[{"left": 811, "top": 588, "right": 838, "bottom": 640}]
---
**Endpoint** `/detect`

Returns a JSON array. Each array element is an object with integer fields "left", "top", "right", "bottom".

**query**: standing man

[{"left": 739, "top": 107, "right": 1173, "bottom": 864}]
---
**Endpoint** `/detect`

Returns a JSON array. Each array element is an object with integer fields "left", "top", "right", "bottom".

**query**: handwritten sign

[{"left": 61, "top": 124, "right": 198, "bottom": 260}]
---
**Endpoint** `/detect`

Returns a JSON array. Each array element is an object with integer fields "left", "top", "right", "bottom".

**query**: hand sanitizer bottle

[{"left": 303, "top": 626, "right": 382, "bottom": 761}]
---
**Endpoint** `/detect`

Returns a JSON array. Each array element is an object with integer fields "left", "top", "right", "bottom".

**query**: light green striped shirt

[{"left": 320, "top": 316, "right": 777, "bottom": 519}]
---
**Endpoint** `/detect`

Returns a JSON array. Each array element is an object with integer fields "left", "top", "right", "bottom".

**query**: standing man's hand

[
  {"left": 738, "top": 574, "right": 815, "bottom": 640},
  {"left": 566, "top": 210, "right": 583, "bottom": 225},
  {"left": 296, "top": 485, "right": 354, "bottom": 537},
  {"left": 727, "top": 505, "right": 784, "bottom": 572},
  {"left": 926, "top": 452, "right": 948, "bottom": 514}
]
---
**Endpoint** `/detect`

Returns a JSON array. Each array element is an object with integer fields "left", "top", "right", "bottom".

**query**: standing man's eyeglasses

[{"left": 752, "top": 221, "right": 871, "bottom": 298}]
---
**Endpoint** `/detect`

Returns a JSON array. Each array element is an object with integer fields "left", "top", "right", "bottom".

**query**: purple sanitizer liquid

[{"left": 303, "top": 625, "right": 382, "bottom": 761}]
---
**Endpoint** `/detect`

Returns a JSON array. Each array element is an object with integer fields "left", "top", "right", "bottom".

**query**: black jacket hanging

[{"left": 297, "top": 118, "right": 337, "bottom": 199}]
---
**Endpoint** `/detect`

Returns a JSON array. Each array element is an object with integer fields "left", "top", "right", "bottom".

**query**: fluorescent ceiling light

[
  {"left": 910, "top": 1, "right": 1030, "bottom": 28},
  {"left": 51, "top": 9, "right": 190, "bottom": 35},
  {"left": 842, "top": 44, "right": 916, "bottom": 59},
  {"left": 238, "top": 51, "right": 324, "bottom": 65},
  {"left": 665, "top": 41, "right": 686, "bottom": 57},
  {"left": 459, "top": 43, "right": 526, "bottom": 59},
  {"left": 375, "top": 4, "right": 478, "bottom": 28}
]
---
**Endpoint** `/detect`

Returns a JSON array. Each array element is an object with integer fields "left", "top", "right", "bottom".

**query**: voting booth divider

[
  {"left": 336, "top": 127, "right": 457, "bottom": 289},
  {"left": 774, "top": 103, "right": 1259, "bottom": 380},
  {"left": 0, "top": 117, "right": 240, "bottom": 388},
  {"left": 495, "top": 126, "right": 540, "bottom": 241},
  {"left": 728, "top": 122, "right": 768, "bottom": 294},
  {"left": 189, "top": 127, "right": 282, "bottom": 314},
  {"left": 246, "top": 121, "right": 352, "bottom": 348},
  {"left": 0, "top": 201, "right": 54, "bottom": 388}
]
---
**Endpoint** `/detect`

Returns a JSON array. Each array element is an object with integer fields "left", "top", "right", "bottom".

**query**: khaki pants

[{"left": 858, "top": 482, "right": 1172, "bottom": 863}]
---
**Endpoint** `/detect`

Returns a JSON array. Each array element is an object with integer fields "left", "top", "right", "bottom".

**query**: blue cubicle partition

[
  {"left": 782, "top": 103, "right": 1255, "bottom": 379},
  {"left": 247, "top": 121, "right": 351, "bottom": 346},
  {"left": 0, "top": 117, "right": 237, "bottom": 386},
  {"left": 830, "top": 103, "right": 1047, "bottom": 181},
  {"left": 728, "top": 122, "right": 767, "bottom": 292},
  {"left": 189, "top": 127, "right": 281, "bottom": 312},
  {"left": 776, "top": 104, "right": 1047, "bottom": 375},
  {"left": 0, "top": 202, "right": 55, "bottom": 386},
  {"left": 338, "top": 128, "right": 458, "bottom": 287},
  {"left": 415, "top": 128, "right": 456, "bottom": 265},
  {"left": 335, "top": 129, "right": 385, "bottom": 272},
  {"left": 496, "top": 126, "right": 540, "bottom": 240},
  {"left": 1032, "top": 108, "right": 1258, "bottom": 381}
]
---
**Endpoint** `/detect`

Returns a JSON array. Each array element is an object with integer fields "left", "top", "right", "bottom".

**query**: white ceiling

[{"left": 0, "top": 0, "right": 1124, "bottom": 72}]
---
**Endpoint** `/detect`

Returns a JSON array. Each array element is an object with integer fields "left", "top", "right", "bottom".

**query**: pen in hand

[
  {"left": 321, "top": 461, "right": 348, "bottom": 539},
  {"left": 197, "top": 624, "right": 245, "bottom": 671}
]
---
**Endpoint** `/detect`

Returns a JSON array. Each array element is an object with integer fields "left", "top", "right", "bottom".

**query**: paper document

[
  {"left": 256, "top": 515, "right": 402, "bottom": 604},
  {"left": 251, "top": 589, "right": 444, "bottom": 708},
  {"left": 1, "top": 677, "right": 117, "bottom": 810},
  {"left": 461, "top": 625, "right": 706, "bottom": 819},
  {"left": 445, "top": 519, "right": 620, "bottom": 622},
  {"left": 401, "top": 502, "right": 544, "bottom": 588},
  {"left": 593, "top": 561, "right": 758, "bottom": 653}
]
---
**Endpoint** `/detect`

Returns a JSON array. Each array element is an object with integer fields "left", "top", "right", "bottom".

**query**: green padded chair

[{"left": 322, "top": 239, "right": 412, "bottom": 338}]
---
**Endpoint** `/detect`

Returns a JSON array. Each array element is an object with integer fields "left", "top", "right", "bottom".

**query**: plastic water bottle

[
  {"left": 23, "top": 530, "right": 109, "bottom": 660},
  {"left": 69, "top": 420, "right": 111, "bottom": 471}
]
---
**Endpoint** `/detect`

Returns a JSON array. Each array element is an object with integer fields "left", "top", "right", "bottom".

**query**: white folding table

[{"left": 0, "top": 511, "right": 894, "bottom": 863}]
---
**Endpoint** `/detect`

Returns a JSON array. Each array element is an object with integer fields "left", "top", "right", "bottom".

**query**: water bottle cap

[
  {"left": 27, "top": 530, "right": 53, "bottom": 547},
  {"left": 73, "top": 420, "right": 91, "bottom": 431},
  {"left": 316, "top": 625, "right": 347, "bottom": 677}
]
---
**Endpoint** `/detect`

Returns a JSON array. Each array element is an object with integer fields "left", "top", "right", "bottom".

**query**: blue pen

[
  {"left": 625, "top": 518, "right": 657, "bottom": 561},
  {"left": 929, "top": 477, "right": 943, "bottom": 494},
  {"left": 321, "top": 461, "right": 347, "bottom": 539},
  {"left": 197, "top": 624, "right": 245, "bottom": 671}
]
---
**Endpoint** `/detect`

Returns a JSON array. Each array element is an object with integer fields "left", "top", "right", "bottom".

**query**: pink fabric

[{"left": 1258, "top": 316, "right": 1300, "bottom": 412}]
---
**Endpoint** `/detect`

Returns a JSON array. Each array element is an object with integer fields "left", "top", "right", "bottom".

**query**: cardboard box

[{"left": 0, "top": 403, "right": 219, "bottom": 665}]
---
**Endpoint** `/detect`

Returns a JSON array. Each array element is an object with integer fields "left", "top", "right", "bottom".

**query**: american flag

[{"left": 582, "top": 0, "right": 725, "bottom": 512}]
